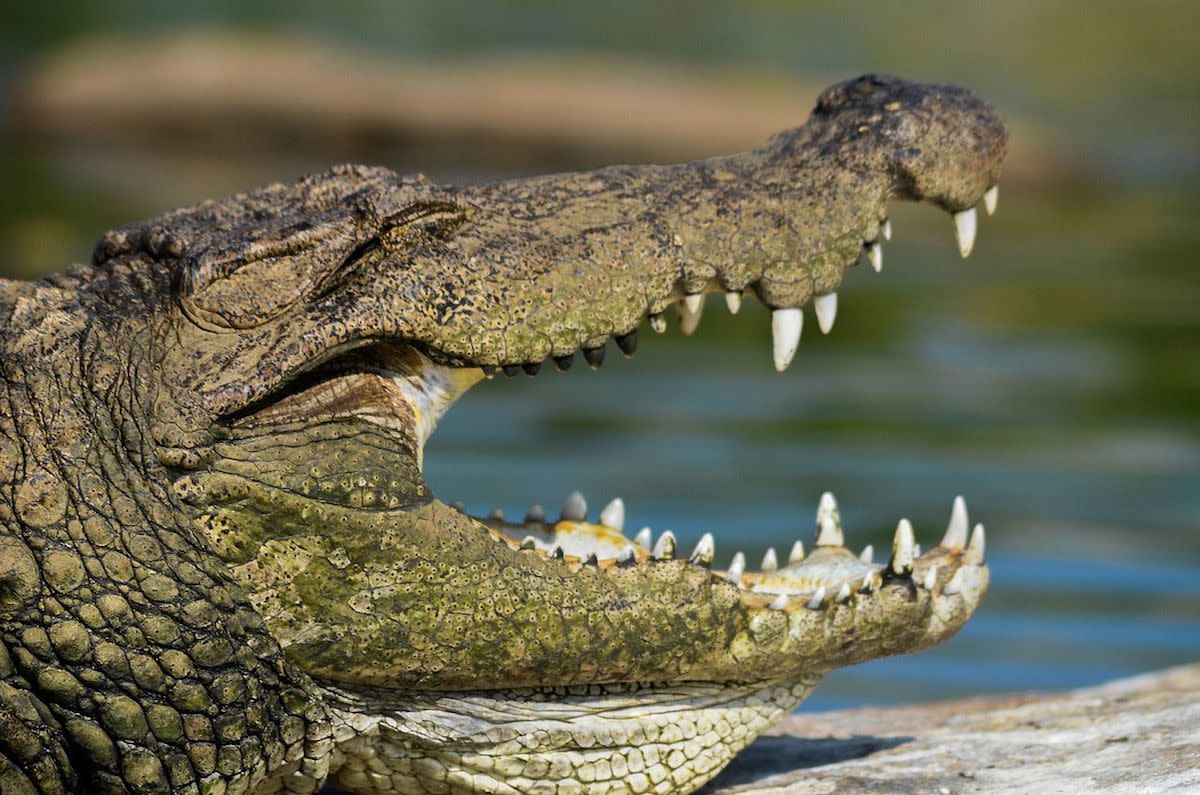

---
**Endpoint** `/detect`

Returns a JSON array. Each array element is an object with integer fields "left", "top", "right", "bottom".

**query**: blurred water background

[{"left": 2, "top": 2, "right": 1196, "bottom": 710}]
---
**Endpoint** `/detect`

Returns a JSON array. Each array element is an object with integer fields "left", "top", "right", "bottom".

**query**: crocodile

[{"left": 0, "top": 74, "right": 1006, "bottom": 794}]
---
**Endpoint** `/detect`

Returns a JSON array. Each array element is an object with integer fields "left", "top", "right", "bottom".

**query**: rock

[{"left": 706, "top": 663, "right": 1200, "bottom": 794}]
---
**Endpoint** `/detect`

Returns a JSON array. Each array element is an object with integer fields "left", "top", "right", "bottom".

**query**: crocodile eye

[{"left": 177, "top": 215, "right": 373, "bottom": 331}]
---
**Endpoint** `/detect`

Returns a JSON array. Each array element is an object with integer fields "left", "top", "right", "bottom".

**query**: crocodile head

[{"left": 0, "top": 75, "right": 1005, "bottom": 793}]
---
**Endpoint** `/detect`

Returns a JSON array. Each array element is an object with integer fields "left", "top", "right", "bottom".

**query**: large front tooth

[
  {"left": 788, "top": 540, "right": 805, "bottom": 563},
  {"left": 599, "top": 498, "right": 625, "bottom": 531},
  {"left": 867, "top": 242, "right": 883, "bottom": 272},
  {"left": 679, "top": 294, "right": 705, "bottom": 335},
  {"left": 881, "top": 218, "right": 893, "bottom": 241},
  {"left": 760, "top": 547, "right": 778, "bottom": 571},
  {"left": 983, "top": 185, "right": 999, "bottom": 216},
  {"left": 634, "top": 527, "right": 653, "bottom": 550},
  {"left": 814, "top": 293, "right": 838, "bottom": 334},
  {"left": 653, "top": 531, "right": 677, "bottom": 560},
  {"left": 772, "top": 308, "right": 803, "bottom": 372},
  {"left": 689, "top": 533, "right": 715, "bottom": 567},
  {"left": 942, "top": 495, "right": 969, "bottom": 550},
  {"left": 727, "top": 552, "right": 746, "bottom": 583},
  {"left": 954, "top": 207, "right": 977, "bottom": 258},
  {"left": 964, "top": 523, "right": 986, "bottom": 565},
  {"left": 561, "top": 491, "right": 587, "bottom": 521},
  {"left": 815, "top": 492, "right": 844, "bottom": 547},
  {"left": 889, "top": 518, "right": 915, "bottom": 576},
  {"left": 725, "top": 291, "right": 743, "bottom": 314}
]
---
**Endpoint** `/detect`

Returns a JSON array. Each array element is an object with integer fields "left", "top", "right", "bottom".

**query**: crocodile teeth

[
  {"left": 727, "top": 552, "right": 746, "bottom": 583},
  {"left": 805, "top": 586, "right": 826, "bottom": 610},
  {"left": 922, "top": 564, "right": 939, "bottom": 591},
  {"left": 814, "top": 293, "right": 838, "bottom": 334},
  {"left": 725, "top": 291, "right": 743, "bottom": 314},
  {"left": 615, "top": 330, "right": 638, "bottom": 357},
  {"left": 689, "top": 533, "right": 715, "bottom": 567},
  {"left": 520, "top": 536, "right": 538, "bottom": 550},
  {"left": 868, "top": 242, "right": 883, "bottom": 272},
  {"left": 768, "top": 593, "right": 789, "bottom": 611},
  {"left": 835, "top": 583, "right": 852, "bottom": 603},
  {"left": 634, "top": 527, "right": 653, "bottom": 550},
  {"left": 889, "top": 519, "right": 915, "bottom": 576},
  {"left": 942, "top": 495, "right": 969, "bottom": 550},
  {"left": 652, "top": 531, "right": 676, "bottom": 560},
  {"left": 983, "top": 185, "right": 999, "bottom": 216},
  {"left": 525, "top": 504, "right": 546, "bottom": 523},
  {"left": 913, "top": 543, "right": 922, "bottom": 557},
  {"left": 561, "top": 491, "right": 587, "bottom": 522},
  {"left": 954, "top": 207, "right": 977, "bottom": 257},
  {"left": 815, "top": 492, "right": 844, "bottom": 547},
  {"left": 943, "top": 568, "right": 965, "bottom": 595},
  {"left": 860, "top": 572, "right": 874, "bottom": 593},
  {"left": 761, "top": 547, "right": 778, "bottom": 571},
  {"left": 617, "top": 546, "right": 637, "bottom": 567},
  {"left": 648, "top": 313, "right": 667, "bottom": 334},
  {"left": 772, "top": 308, "right": 803, "bottom": 371},
  {"left": 882, "top": 218, "right": 893, "bottom": 241},
  {"left": 679, "top": 294, "right": 705, "bottom": 335},
  {"left": 859, "top": 544, "right": 874, "bottom": 564},
  {"left": 583, "top": 552, "right": 599, "bottom": 567},
  {"left": 964, "top": 523, "right": 986, "bottom": 565},
  {"left": 788, "top": 540, "right": 805, "bottom": 563},
  {"left": 599, "top": 498, "right": 625, "bottom": 531}
]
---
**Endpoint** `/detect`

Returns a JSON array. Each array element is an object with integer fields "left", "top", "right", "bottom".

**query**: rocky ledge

[{"left": 707, "top": 663, "right": 1200, "bottom": 794}]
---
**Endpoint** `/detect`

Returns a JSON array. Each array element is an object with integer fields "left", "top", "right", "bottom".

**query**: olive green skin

[{"left": 0, "top": 74, "right": 1005, "bottom": 793}]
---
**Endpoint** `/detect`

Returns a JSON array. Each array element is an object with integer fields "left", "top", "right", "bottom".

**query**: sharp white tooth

[
  {"left": 561, "top": 491, "right": 587, "bottom": 522},
  {"left": 913, "top": 542, "right": 922, "bottom": 557},
  {"left": 726, "top": 552, "right": 746, "bottom": 583},
  {"left": 634, "top": 527, "right": 653, "bottom": 550},
  {"left": 617, "top": 546, "right": 637, "bottom": 566},
  {"left": 965, "top": 523, "right": 986, "bottom": 565},
  {"left": 520, "top": 536, "right": 538, "bottom": 550},
  {"left": 882, "top": 218, "right": 893, "bottom": 241},
  {"left": 771, "top": 308, "right": 803, "bottom": 372},
  {"left": 689, "top": 532, "right": 715, "bottom": 567},
  {"left": 868, "top": 242, "right": 883, "bottom": 272},
  {"left": 923, "top": 564, "right": 939, "bottom": 591},
  {"left": 679, "top": 296, "right": 704, "bottom": 335},
  {"left": 815, "top": 492, "right": 844, "bottom": 547},
  {"left": 836, "top": 583, "right": 852, "bottom": 603},
  {"left": 653, "top": 531, "right": 677, "bottom": 560},
  {"left": 860, "top": 572, "right": 875, "bottom": 592},
  {"left": 954, "top": 208, "right": 977, "bottom": 258},
  {"left": 725, "top": 291, "right": 743, "bottom": 314},
  {"left": 942, "top": 495, "right": 969, "bottom": 550},
  {"left": 599, "top": 498, "right": 625, "bottom": 531},
  {"left": 983, "top": 185, "right": 999, "bottom": 216},
  {"left": 814, "top": 292, "right": 838, "bottom": 334},
  {"left": 943, "top": 568, "right": 965, "bottom": 595},
  {"left": 890, "top": 519, "right": 915, "bottom": 576},
  {"left": 761, "top": 547, "right": 778, "bottom": 571},
  {"left": 805, "top": 586, "right": 826, "bottom": 610},
  {"left": 859, "top": 544, "right": 874, "bottom": 564},
  {"left": 768, "top": 593, "right": 789, "bottom": 611},
  {"left": 649, "top": 314, "right": 667, "bottom": 334},
  {"left": 788, "top": 540, "right": 805, "bottom": 564}
]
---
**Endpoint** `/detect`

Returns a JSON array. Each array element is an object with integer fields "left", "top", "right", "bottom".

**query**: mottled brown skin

[{"left": 0, "top": 75, "right": 1005, "bottom": 793}]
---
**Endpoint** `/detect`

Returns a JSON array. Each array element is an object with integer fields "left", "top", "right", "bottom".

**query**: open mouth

[{"left": 224, "top": 215, "right": 992, "bottom": 615}]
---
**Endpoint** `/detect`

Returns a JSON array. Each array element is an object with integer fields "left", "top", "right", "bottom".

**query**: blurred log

[
  {"left": 706, "top": 663, "right": 1200, "bottom": 793},
  {"left": 13, "top": 32, "right": 1073, "bottom": 185}
]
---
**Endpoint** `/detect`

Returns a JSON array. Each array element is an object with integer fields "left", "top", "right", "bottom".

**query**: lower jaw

[{"left": 324, "top": 676, "right": 821, "bottom": 795}]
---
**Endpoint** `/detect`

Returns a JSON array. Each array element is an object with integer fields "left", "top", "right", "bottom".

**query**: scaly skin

[{"left": 0, "top": 75, "right": 1005, "bottom": 794}]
